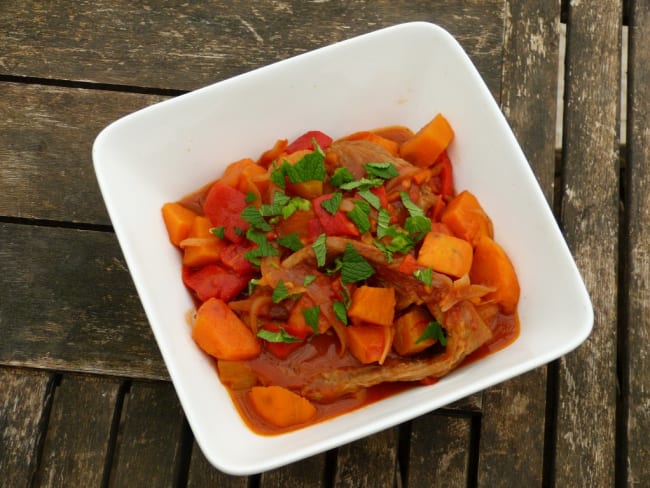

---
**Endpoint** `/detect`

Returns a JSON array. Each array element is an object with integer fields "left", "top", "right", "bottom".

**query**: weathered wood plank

[
  {"left": 0, "top": 1, "right": 505, "bottom": 95},
  {"left": 186, "top": 442, "right": 249, "bottom": 488},
  {"left": 476, "top": 1, "right": 560, "bottom": 486},
  {"left": 34, "top": 374, "right": 122, "bottom": 487},
  {"left": 625, "top": 1, "right": 650, "bottom": 485},
  {"left": 407, "top": 412, "right": 472, "bottom": 487},
  {"left": 334, "top": 428, "right": 397, "bottom": 488},
  {"left": 107, "top": 381, "right": 185, "bottom": 487},
  {"left": 260, "top": 452, "right": 328, "bottom": 487},
  {"left": 0, "top": 83, "right": 165, "bottom": 224},
  {"left": 0, "top": 222, "right": 167, "bottom": 380},
  {"left": 0, "top": 367, "right": 55, "bottom": 488},
  {"left": 554, "top": 1, "right": 622, "bottom": 486}
]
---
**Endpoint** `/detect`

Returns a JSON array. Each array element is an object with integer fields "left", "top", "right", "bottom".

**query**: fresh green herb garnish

[
  {"left": 376, "top": 209, "right": 392, "bottom": 239},
  {"left": 210, "top": 226, "right": 225, "bottom": 240},
  {"left": 364, "top": 162, "right": 399, "bottom": 179},
  {"left": 340, "top": 177, "right": 383, "bottom": 192},
  {"left": 245, "top": 191, "right": 257, "bottom": 203},
  {"left": 260, "top": 191, "right": 291, "bottom": 217},
  {"left": 244, "top": 229, "right": 279, "bottom": 265},
  {"left": 272, "top": 146, "right": 327, "bottom": 188},
  {"left": 241, "top": 206, "right": 272, "bottom": 232},
  {"left": 416, "top": 321, "right": 447, "bottom": 346},
  {"left": 276, "top": 233, "right": 303, "bottom": 252},
  {"left": 332, "top": 301, "right": 348, "bottom": 325},
  {"left": 400, "top": 191, "right": 425, "bottom": 217},
  {"left": 302, "top": 305, "right": 321, "bottom": 333},
  {"left": 312, "top": 233, "right": 327, "bottom": 268},
  {"left": 325, "top": 256, "right": 343, "bottom": 276},
  {"left": 358, "top": 189, "right": 381, "bottom": 210},
  {"left": 247, "top": 277, "right": 262, "bottom": 295},
  {"left": 303, "top": 275, "right": 317, "bottom": 287},
  {"left": 347, "top": 200, "right": 371, "bottom": 234},
  {"left": 329, "top": 167, "right": 355, "bottom": 187},
  {"left": 413, "top": 268, "right": 433, "bottom": 287},
  {"left": 320, "top": 192, "right": 342, "bottom": 215},
  {"left": 341, "top": 243, "right": 375, "bottom": 284},
  {"left": 272, "top": 280, "right": 292, "bottom": 303},
  {"left": 257, "top": 327, "right": 302, "bottom": 344},
  {"left": 404, "top": 215, "right": 432, "bottom": 243},
  {"left": 282, "top": 196, "right": 311, "bottom": 220}
]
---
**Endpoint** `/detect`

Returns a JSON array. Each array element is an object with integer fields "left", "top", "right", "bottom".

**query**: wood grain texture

[
  {"left": 476, "top": 1, "right": 560, "bottom": 486},
  {"left": 34, "top": 374, "right": 122, "bottom": 487},
  {"left": 407, "top": 413, "right": 472, "bottom": 487},
  {"left": 0, "top": 367, "right": 55, "bottom": 488},
  {"left": 0, "top": 83, "right": 165, "bottom": 224},
  {"left": 260, "top": 452, "right": 328, "bottom": 487},
  {"left": 107, "top": 381, "right": 185, "bottom": 487},
  {"left": 186, "top": 443, "right": 250, "bottom": 488},
  {"left": 0, "top": 222, "right": 167, "bottom": 380},
  {"left": 334, "top": 428, "right": 398, "bottom": 488},
  {"left": 0, "top": 1, "right": 505, "bottom": 95},
  {"left": 554, "top": 1, "right": 622, "bottom": 486},
  {"left": 625, "top": 1, "right": 650, "bottom": 485}
]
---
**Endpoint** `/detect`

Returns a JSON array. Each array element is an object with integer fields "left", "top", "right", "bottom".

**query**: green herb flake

[
  {"left": 312, "top": 233, "right": 327, "bottom": 268},
  {"left": 341, "top": 243, "right": 375, "bottom": 284},
  {"left": 257, "top": 327, "right": 302, "bottom": 344},
  {"left": 332, "top": 301, "right": 348, "bottom": 325},
  {"left": 329, "top": 167, "right": 355, "bottom": 187},
  {"left": 277, "top": 233, "right": 304, "bottom": 252},
  {"left": 340, "top": 177, "right": 384, "bottom": 192},
  {"left": 210, "top": 226, "right": 225, "bottom": 240},
  {"left": 413, "top": 268, "right": 433, "bottom": 288},
  {"left": 241, "top": 205, "right": 272, "bottom": 232},
  {"left": 303, "top": 275, "right": 317, "bottom": 287},
  {"left": 244, "top": 229, "right": 279, "bottom": 265},
  {"left": 247, "top": 278, "right": 262, "bottom": 295},
  {"left": 270, "top": 161, "right": 288, "bottom": 189},
  {"left": 259, "top": 191, "right": 290, "bottom": 217},
  {"left": 376, "top": 209, "right": 392, "bottom": 239},
  {"left": 245, "top": 191, "right": 257, "bottom": 203},
  {"left": 364, "top": 162, "right": 399, "bottom": 179},
  {"left": 302, "top": 305, "right": 321, "bottom": 333},
  {"left": 286, "top": 150, "right": 326, "bottom": 183},
  {"left": 416, "top": 321, "right": 447, "bottom": 346},
  {"left": 358, "top": 189, "right": 381, "bottom": 210},
  {"left": 404, "top": 215, "right": 432, "bottom": 243},
  {"left": 320, "top": 192, "right": 342, "bottom": 215},
  {"left": 282, "top": 196, "right": 311, "bottom": 220},
  {"left": 347, "top": 200, "right": 371, "bottom": 234},
  {"left": 400, "top": 191, "right": 425, "bottom": 218},
  {"left": 272, "top": 280, "right": 292, "bottom": 303}
]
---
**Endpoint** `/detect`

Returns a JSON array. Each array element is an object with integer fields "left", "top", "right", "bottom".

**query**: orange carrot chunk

[
  {"left": 346, "top": 323, "right": 391, "bottom": 364},
  {"left": 347, "top": 286, "right": 396, "bottom": 326},
  {"left": 399, "top": 113, "right": 455, "bottom": 167},
  {"left": 441, "top": 190, "right": 494, "bottom": 246},
  {"left": 393, "top": 307, "right": 437, "bottom": 356},
  {"left": 417, "top": 231, "right": 473, "bottom": 278},
  {"left": 162, "top": 202, "right": 198, "bottom": 247},
  {"left": 192, "top": 297, "right": 261, "bottom": 360},
  {"left": 181, "top": 216, "right": 226, "bottom": 267},
  {"left": 470, "top": 235, "right": 520, "bottom": 314},
  {"left": 248, "top": 386, "right": 317, "bottom": 428}
]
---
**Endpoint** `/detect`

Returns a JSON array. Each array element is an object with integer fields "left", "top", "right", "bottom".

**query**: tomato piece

[
  {"left": 285, "top": 130, "right": 333, "bottom": 154},
  {"left": 313, "top": 194, "right": 360, "bottom": 238},
  {"left": 220, "top": 243, "right": 256, "bottom": 275},
  {"left": 436, "top": 151, "right": 454, "bottom": 197},
  {"left": 260, "top": 323, "right": 310, "bottom": 359},
  {"left": 203, "top": 182, "right": 249, "bottom": 243},
  {"left": 183, "top": 264, "right": 249, "bottom": 302}
]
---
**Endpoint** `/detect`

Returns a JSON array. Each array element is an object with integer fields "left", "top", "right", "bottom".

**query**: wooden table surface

[{"left": 1, "top": 1, "right": 647, "bottom": 487}]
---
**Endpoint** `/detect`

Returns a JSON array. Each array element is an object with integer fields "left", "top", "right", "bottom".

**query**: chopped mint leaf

[
  {"left": 247, "top": 277, "right": 261, "bottom": 295},
  {"left": 259, "top": 191, "right": 290, "bottom": 217},
  {"left": 325, "top": 256, "right": 343, "bottom": 276},
  {"left": 286, "top": 150, "right": 326, "bottom": 183},
  {"left": 358, "top": 189, "right": 381, "bottom": 210},
  {"left": 404, "top": 215, "right": 431, "bottom": 242},
  {"left": 376, "top": 208, "right": 392, "bottom": 239},
  {"left": 341, "top": 243, "right": 375, "bottom": 284},
  {"left": 340, "top": 177, "right": 383, "bottom": 192},
  {"left": 257, "top": 327, "right": 302, "bottom": 344},
  {"left": 244, "top": 229, "right": 279, "bottom": 265},
  {"left": 272, "top": 280, "right": 292, "bottom": 303},
  {"left": 245, "top": 191, "right": 257, "bottom": 203},
  {"left": 329, "top": 167, "right": 355, "bottom": 187},
  {"left": 303, "top": 275, "right": 317, "bottom": 287},
  {"left": 210, "top": 226, "right": 225, "bottom": 240},
  {"left": 302, "top": 305, "right": 320, "bottom": 333},
  {"left": 347, "top": 200, "right": 371, "bottom": 234},
  {"left": 364, "top": 162, "right": 399, "bottom": 179},
  {"left": 400, "top": 191, "right": 425, "bottom": 217},
  {"left": 282, "top": 196, "right": 311, "bottom": 220},
  {"left": 241, "top": 206, "right": 271, "bottom": 232},
  {"left": 413, "top": 268, "right": 433, "bottom": 287},
  {"left": 312, "top": 233, "right": 327, "bottom": 267},
  {"left": 277, "top": 233, "right": 303, "bottom": 251},
  {"left": 373, "top": 239, "right": 394, "bottom": 263},
  {"left": 332, "top": 301, "right": 348, "bottom": 325},
  {"left": 320, "top": 192, "right": 342, "bottom": 215},
  {"left": 416, "top": 321, "right": 447, "bottom": 346},
  {"left": 270, "top": 161, "right": 288, "bottom": 189}
]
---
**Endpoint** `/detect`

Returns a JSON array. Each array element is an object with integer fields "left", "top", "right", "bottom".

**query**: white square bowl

[{"left": 93, "top": 22, "right": 592, "bottom": 475}]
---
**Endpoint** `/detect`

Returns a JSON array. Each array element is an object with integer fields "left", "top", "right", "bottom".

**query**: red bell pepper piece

[
  {"left": 220, "top": 243, "right": 256, "bottom": 275},
  {"left": 313, "top": 194, "right": 360, "bottom": 238},
  {"left": 436, "top": 151, "right": 454, "bottom": 197},
  {"left": 203, "top": 182, "right": 249, "bottom": 243},
  {"left": 285, "top": 130, "right": 332, "bottom": 154},
  {"left": 183, "top": 264, "right": 249, "bottom": 302}
]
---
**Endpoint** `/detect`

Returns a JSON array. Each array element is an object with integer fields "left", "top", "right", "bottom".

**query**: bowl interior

[{"left": 93, "top": 22, "right": 592, "bottom": 475}]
